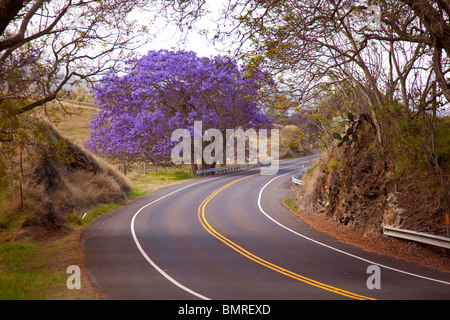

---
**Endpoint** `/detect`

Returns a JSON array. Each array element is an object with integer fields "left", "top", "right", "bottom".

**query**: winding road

[{"left": 82, "top": 154, "right": 450, "bottom": 300}]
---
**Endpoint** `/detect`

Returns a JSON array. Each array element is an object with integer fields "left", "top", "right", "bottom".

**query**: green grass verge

[
  {"left": 146, "top": 171, "right": 193, "bottom": 181},
  {"left": 283, "top": 197, "right": 301, "bottom": 215},
  {"left": 0, "top": 242, "right": 66, "bottom": 299},
  {"left": 0, "top": 101, "right": 199, "bottom": 299},
  {"left": 65, "top": 172, "right": 194, "bottom": 227},
  {"left": 65, "top": 202, "right": 123, "bottom": 227},
  {"left": 0, "top": 169, "right": 196, "bottom": 299}
]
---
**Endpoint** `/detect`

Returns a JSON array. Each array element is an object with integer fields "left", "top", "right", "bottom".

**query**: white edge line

[
  {"left": 128, "top": 158, "right": 309, "bottom": 300},
  {"left": 130, "top": 179, "right": 212, "bottom": 300},
  {"left": 257, "top": 171, "right": 450, "bottom": 286}
]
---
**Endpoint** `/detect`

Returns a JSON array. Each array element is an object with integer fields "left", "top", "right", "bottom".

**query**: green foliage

[
  {"left": 283, "top": 197, "right": 301, "bottom": 214},
  {"left": 331, "top": 112, "right": 360, "bottom": 155},
  {"left": 306, "top": 163, "right": 317, "bottom": 176},
  {"left": 398, "top": 120, "right": 425, "bottom": 155},
  {"left": 0, "top": 207, "right": 22, "bottom": 230},
  {"left": 388, "top": 113, "right": 450, "bottom": 180},
  {"left": 391, "top": 118, "right": 427, "bottom": 178},
  {"left": 328, "top": 159, "right": 340, "bottom": 171},
  {"left": 66, "top": 202, "right": 123, "bottom": 226},
  {"left": 243, "top": 54, "right": 264, "bottom": 78},
  {"left": 0, "top": 242, "right": 63, "bottom": 299},
  {"left": 328, "top": 159, "right": 339, "bottom": 171},
  {"left": 65, "top": 212, "right": 84, "bottom": 226},
  {"left": 127, "top": 186, "right": 147, "bottom": 200},
  {"left": 148, "top": 171, "right": 193, "bottom": 181},
  {"left": 0, "top": 158, "right": 11, "bottom": 194},
  {"left": 281, "top": 125, "right": 305, "bottom": 152},
  {"left": 435, "top": 119, "right": 450, "bottom": 163}
]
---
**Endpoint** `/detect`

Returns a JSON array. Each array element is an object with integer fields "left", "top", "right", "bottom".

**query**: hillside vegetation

[
  {"left": 0, "top": 118, "right": 132, "bottom": 234},
  {"left": 293, "top": 113, "right": 450, "bottom": 272},
  {"left": 0, "top": 103, "right": 193, "bottom": 299}
]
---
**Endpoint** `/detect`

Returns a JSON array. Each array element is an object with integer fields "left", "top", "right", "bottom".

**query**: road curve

[{"left": 82, "top": 154, "right": 450, "bottom": 300}]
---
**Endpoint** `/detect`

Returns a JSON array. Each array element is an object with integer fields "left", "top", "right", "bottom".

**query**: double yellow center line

[{"left": 197, "top": 160, "right": 376, "bottom": 300}]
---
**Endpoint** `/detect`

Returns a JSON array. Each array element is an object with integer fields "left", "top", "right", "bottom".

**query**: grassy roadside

[
  {"left": 283, "top": 197, "right": 301, "bottom": 216},
  {"left": 0, "top": 171, "right": 196, "bottom": 300},
  {"left": 0, "top": 103, "right": 197, "bottom": 299},
  {"left": 0, "top": 228, "right": 103, "bottom": 299}
]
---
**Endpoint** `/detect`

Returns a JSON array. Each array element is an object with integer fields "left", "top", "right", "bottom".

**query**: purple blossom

[{"left": 85, "top": 50, "right": 273, "bottom": 162}]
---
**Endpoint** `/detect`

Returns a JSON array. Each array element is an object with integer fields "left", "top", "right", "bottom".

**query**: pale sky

[{"left": 134, "top": 1, "right": 232, "bottom": 58}]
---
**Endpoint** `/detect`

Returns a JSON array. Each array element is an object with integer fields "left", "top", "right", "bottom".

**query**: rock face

[
  {"left": 293, "top": 124, "right": 448, "bottom": 242},
  {"left": 383, "top": 192, "right": 407, "bottom": 228},
  {"left": 311, "top": 147, "right": 388, "bottom": 239},
  {"left": 291, "top": 122, "right": 450, "bottom": 271}
]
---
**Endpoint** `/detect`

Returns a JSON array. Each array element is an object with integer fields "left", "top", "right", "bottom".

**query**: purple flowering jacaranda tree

[{"left": 85, "top": 49, "right": 273, "bottom": 173}]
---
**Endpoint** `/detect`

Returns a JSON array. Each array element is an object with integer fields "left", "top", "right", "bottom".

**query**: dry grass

[
  {"left": 0, "top": 102, "right": 198, "bottom": 299},
  {"left": 41, "top": 101, "right": 99, "bottom": 147},
  {"left": 292, "top": 151, "right": 328, "bottom": 215}
]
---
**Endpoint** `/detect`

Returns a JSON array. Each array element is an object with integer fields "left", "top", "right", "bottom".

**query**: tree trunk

[
  {"left": 0, "top": 0, "right": 24, "bottom": 36},
  {"left": 191, "top": 161, "right": 198, "bottom": 176}
]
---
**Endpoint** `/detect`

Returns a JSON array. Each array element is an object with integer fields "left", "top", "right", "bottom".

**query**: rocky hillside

[
  {"left": 0, "top": 120, "right": 132, "bottom": 238},
  {"left": 292, "top": 121, "right": 450, "bottom": 272}
]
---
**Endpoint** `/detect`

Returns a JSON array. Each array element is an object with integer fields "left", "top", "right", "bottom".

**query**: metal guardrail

[
  {"left": 196, "top": 163, "right": 253, "bottom": 176},
  {"left": 292, "top": 171, "right": 305, "bottom": 185},
  {"left": 196, "top": 159, "right": 272, "bottom": 176},
  {"left": 383, "top": 226, "right": 450, "bottom": 249},
  {"left": 292, "top": 162, "right": 315, "bottom": 185},
  {"left": 288, "top": 154, "right": 449, "bottom": 250}
]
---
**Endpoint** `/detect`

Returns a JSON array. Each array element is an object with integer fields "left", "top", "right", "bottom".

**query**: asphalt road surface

[{"left": 82, "top": 154, "right": 450, "bottom": 300}]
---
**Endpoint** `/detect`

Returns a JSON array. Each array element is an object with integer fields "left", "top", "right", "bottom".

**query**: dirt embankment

[
  {"left": 292, "top": 124, "right": 450, "bottom": 273},
  {"left": 2, "top": 121, "right": 132, "bottom": 240}
]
